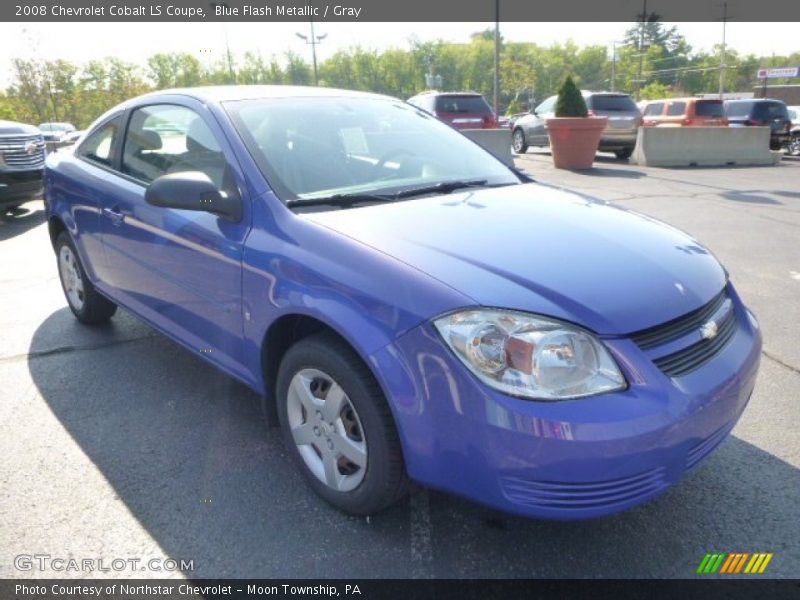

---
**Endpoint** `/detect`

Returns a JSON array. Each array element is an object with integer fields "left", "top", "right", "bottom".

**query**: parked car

[
  {"left": 62, "top": 130, "right": 85, "bottom": 145},
  {"left": 512, "top": 91, "right": 642, "bottom": 159},
  {"left": 0, "top": 119, "right": 46, "bottom": 212},
  {"left": 407, "top": 91, "right": 498, "bottom": 129},
  {"left": 787, "top": 105, "right": 800, "bottom": 156},
  {"left": 641, "top": 98, "right": 728, "bottom": 127},
  {"left": 45, "top": 86, "right": 761, "bottom": 520},
  {"left": 723, "top": 99, "right": 791, "bottom": 150},
  {"left": 38, "top": 122, "right": 77, "bottom": 143}
]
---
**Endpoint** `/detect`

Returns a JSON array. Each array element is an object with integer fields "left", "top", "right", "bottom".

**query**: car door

[
  {"left": 526, "top": 96, "right": 556, "bottom": 145},
  {"left": 99, "top": 99, "right": 252, "bottom": 382}
]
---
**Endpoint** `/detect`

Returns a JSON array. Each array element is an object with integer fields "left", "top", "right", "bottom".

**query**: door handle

[{"left": 102, "top": 206, "right": 124, "bottom": 226}]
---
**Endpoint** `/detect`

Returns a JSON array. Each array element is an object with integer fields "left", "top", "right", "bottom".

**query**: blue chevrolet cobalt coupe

[{"left": 44, "top": 87, "right": 761, "bottom": 519}]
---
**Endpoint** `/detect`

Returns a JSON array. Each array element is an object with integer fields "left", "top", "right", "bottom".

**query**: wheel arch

[
  {"left": 48, "top": 215, "right": 67, "bottom": 250},
  {"left": 258, "top": 312, "right": 393, "bottom": 428}
]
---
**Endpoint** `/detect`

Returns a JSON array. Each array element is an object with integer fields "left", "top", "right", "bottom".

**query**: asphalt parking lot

[{"left": 1, "top": 153, "right": 798, "bottom": 579}]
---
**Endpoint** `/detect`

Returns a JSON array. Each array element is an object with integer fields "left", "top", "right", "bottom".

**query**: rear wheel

[
  {"left": 512, "top": 128, "right": 528, "bottom": 154},
  {"left": 614, "top": 148, "right": 633, "bottom": 160},
  {"left": 55, "top": 232, "right": 117, "bottom": 324},
  {"left": 276, "top": 332, "right": 409, "bottom": 515}
]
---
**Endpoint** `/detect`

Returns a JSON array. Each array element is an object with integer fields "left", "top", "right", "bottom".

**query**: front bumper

[
  {"left": 370, "top": 286, "right": 762, "bottom": 520},
  {"left": 0, "top": 169, "right": 44, "bottom": 207}
]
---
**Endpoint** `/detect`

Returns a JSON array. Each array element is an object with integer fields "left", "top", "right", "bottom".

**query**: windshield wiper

[
  {"left": 392, "top": 179, "right": 495, "bottom": 198},
  {"left": 286, "top": 192, "right": 394, "bottom": 208}
]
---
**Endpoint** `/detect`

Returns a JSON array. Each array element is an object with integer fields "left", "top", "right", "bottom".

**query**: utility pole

[
  {"left": 493, "top": 0, "right": 500, "bottom": 115},
  {"left": 296, "top": 8, "right": 326, "bottom": 85},
  {"left": 611, "top": 41, "right": 617, "bottom": 92},
  {"left": 223, "top": 25, "right": 235, "bottom": 83},
  {"left": 718, "top": 2, "right": 728, "bottom": 100},
  {"left": 636, "top": 0, "right": 647, "bottom": 101}
]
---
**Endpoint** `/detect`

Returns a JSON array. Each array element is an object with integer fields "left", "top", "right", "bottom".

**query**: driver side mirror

[{"left": 145, "top": 171, "right": 242, "bottom": 222}]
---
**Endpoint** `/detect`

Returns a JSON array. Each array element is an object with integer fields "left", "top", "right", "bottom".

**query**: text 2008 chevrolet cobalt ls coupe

[{"left": 44, "top": 87, "right": 761, "bottom": 519}]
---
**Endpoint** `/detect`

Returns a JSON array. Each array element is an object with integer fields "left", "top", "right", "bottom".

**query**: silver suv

[{"left": 512, "top": 91, "right": 642, "bottom": 159}]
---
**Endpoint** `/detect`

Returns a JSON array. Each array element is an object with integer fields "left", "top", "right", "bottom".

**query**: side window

[
  {"left": 76, "top": 118, "right": 120, "bottom": 167},
  {"left": 667, "top": 102, "right": 686, "bottom": 116},
  {"left": 536, "top": 96, "right": 556, "bottom": 115},
  {"left": 643, "top": 102, "right": 664, "bottom": 117},
  {"left": 121, "top": 104, "right": 228, "bottom": 189}
]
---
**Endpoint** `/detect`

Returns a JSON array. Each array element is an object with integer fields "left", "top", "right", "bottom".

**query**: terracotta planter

[{"left": 545, "top": 117, "right": 608, "bottom": 169}]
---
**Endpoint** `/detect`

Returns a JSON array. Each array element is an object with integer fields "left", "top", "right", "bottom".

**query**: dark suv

[
  {"left": 1, "top": 119, "right": 46, "bottom": 212},
  {"left": 407, "top": 91, "right": 498, "bottom": 129},
  {"left": 724, "top": 99, "right": 791, "bottom": 150}
]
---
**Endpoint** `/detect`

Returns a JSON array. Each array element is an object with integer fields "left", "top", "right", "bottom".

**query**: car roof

[{"left": 134, "top": 85, "right": 393, "bottom": 105}]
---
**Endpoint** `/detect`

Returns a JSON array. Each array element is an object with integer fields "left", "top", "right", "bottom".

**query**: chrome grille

[{"left": 0, "top": 134, "right": 46, "bottom": 169}]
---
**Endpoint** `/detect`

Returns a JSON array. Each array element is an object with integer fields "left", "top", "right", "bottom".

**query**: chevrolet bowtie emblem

[{"left": 701, "top": 320, "right": 719, "bottom": 340}]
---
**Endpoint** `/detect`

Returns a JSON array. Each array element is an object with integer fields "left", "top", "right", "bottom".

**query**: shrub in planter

[{"left": 545, "top": 76, "right": 607, "bottom": 169}]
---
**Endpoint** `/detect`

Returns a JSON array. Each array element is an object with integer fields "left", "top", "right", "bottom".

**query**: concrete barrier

[
  {"left": 463, "top": 128, "right": 513, "bottom": 167},
  {"left": 632, "top": 126, "right": 782, "bottom": 167}
]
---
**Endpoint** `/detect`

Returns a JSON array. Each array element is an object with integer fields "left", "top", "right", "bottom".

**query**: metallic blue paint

[{"left": 45, "top": 87, "right": 762, "bottom": 519}]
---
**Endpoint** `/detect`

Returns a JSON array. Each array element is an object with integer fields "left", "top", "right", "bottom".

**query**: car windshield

[
  {"left": 39, "top": 123, "right": 69, "bottom": 132},
  {"left": 434, "top": 95, "right": 491, "bottom": 113},
  {"left": 587, "top": 95, "right": 638, "bottom": 112},
  {"left": 695, "top": 101, "right": 724, "bottom": 117},
  {"left": 225, "top": 96, "right": 518, "bottom": 206}
]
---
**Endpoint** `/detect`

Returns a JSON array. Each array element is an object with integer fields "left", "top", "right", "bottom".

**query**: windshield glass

[
  {"left": 434, "top": 95, "right": 492, "bottom": 113},
  {"left": 39, "top": 123, "right": 68, "bottom": 132},
  {"left": 695, "top": 101, "right": 724, "bottom": 117},
  {"left": 225, "top": 96, "right": 518, "bottom": 205},
  {"left": 587, "top": 95, "right": 638, "bottom": 112}
]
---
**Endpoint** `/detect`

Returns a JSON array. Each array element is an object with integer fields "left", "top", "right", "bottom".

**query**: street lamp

[{"left": 296, "top": 20, "right": 327, "bottom": 86}]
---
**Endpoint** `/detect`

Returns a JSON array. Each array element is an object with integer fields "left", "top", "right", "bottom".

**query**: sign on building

[{"left": 756, "top": 67, "right": 799, "bottom": 79}]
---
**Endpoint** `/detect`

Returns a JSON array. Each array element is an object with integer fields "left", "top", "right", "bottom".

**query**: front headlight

[{"left": 433, "top": 309, "right": 626, "bottom": 400}]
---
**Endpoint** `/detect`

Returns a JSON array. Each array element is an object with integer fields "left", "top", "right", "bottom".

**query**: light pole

[
  {"left": 718, "top": 2, "right": 729, "bottom": 99},
  {"left": 493, "top": 0, "right": 500, "bottom": 115},
  {"left": 636, "top": 0, "right": 647, "bottom": 101},
  {"left": 296, "top": 13, "right": 326, "bottom": 85}
]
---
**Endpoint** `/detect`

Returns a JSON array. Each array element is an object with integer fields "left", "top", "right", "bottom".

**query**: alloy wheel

[{"left": 58, "top": 245, "right": 85, "bottom": 311}]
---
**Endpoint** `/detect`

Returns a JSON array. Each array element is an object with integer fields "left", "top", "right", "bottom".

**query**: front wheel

[
  {"left": 276, "top": 332, "right": 409, "bottom": 515},
  {"left": 788, "top": 134, "right": 800, "bottom": 156},
  {"left": 512, "top": 128, "right": 528, "bottom": 154},
  {"left": 55, "top": 232, "right": 117, "bottom": 324},
  {"left": 614, "top": 148, "right": 634, "bottom": 160}
]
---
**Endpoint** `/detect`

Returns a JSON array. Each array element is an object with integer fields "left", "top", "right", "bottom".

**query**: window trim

[
  {"left": 74, "top": 112, "right": 124, "bottom": 174},
  {"left": 118, "top": 101, "right": 229, "bottom": 189}
]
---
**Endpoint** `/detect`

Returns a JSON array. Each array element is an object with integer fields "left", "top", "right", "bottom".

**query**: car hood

[
  {"left": 0, "top": 120, "right": 40, "bottom": 136},
  {"left": 303, "top": 183, "right": 727, "bottom": 335}
]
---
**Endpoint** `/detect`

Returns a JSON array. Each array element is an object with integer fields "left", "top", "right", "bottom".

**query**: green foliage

[
  {"left": 555, "top": 76, "right": 588, "bottom": 117},
  {"left": 1, "top": 24, "right": 797, "bottom": 129},
  {"left": 639, "top": 81, "right": 671, "bottom": 100}
]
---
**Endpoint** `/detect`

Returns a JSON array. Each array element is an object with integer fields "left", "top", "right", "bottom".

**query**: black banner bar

[
  {"left": 3, "top": 579, "right": 800, "bottom": 600},
  {"left": 3, "top": 0, "right": 800, "bottom": 22}
]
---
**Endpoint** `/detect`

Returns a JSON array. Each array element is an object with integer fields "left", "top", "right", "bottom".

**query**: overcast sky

[{"left": 1, "top": 22, "right": 797, "bottom": 89}]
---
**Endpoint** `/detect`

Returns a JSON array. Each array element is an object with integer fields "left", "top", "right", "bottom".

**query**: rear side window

[
  {"left": 121, "top": 104, "right": 227, "bottom": 189},
  {"left": 725, "top": 102, "right": 753, "bottom": 117},
  {"left": 695, "top": 101, "right": 724, "bottom": 117},
  {"left": 434, "top": 95, "right": 491, "bottom": 114},
  {"left": 76, "top": 117, "right": 120, "bottom": 167},
  {"left": 667, "top": 102, "right": 687, "bottom": 116},
  {"left": 753, "top": 102, "right": 789, "bottom": 120},
  {"left": 588, "top": 95, "right": 637, "bottom": 111},
  {"left": 643, "top": 103, "right": 664, "bottom": 116}
]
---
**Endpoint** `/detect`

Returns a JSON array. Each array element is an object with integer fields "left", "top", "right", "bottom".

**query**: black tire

[
  {"left": 512, "top": 128, "right": 528, "bottom": 154},
  {"left": 614, "top": 148, "right": 634, "bottom": 160},
  {"left": 55, "top": 231, "right": 117, "bottom": 324},
  {"left": 789, "top": 134, "right": 800, "bottom": 157},
  {"left": 276, "top": 331, "right": 409, "bottom": 515}
]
